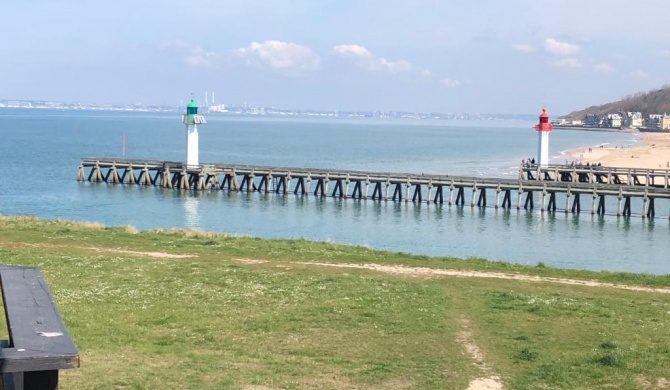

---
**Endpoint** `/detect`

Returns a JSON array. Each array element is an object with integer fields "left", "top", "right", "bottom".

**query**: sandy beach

[{"left": 565, "top": 132, "right": 670, "bottom": 169}]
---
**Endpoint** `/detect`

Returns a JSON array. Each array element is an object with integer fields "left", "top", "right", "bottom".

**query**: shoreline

[
  {"left": 562, "top": 131, "right": 670, "bottom": 169},
  {"left": 2, "top": 215, "right": 669, "bottom": 280},
  {"left": 553, "top": 125, "right": 633, "bottom": 133}
]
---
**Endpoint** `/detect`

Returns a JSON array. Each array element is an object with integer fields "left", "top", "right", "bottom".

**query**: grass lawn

[{"left": 0, "top": 216, "right": 669, "bottom": 389}]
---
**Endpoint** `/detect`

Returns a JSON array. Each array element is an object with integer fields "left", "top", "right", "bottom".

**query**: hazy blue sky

[{"left": 2, "top": 0, "right": 670, "bottom": 114}]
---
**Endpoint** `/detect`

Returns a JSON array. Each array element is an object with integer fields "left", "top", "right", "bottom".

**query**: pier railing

[
  {"left": 519, "top": 164, "right": 670, "bottom": 188},
  {"left": 78, "top": 158, "right": 670, "bottom": 219}
]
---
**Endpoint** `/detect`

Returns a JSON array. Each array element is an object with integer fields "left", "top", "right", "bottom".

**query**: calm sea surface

[{"left": 1, "top": 109, "right": 668, "bottom": 274}]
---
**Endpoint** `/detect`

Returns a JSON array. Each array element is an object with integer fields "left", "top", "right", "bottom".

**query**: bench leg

[{"left": 8, "top": 370, "right": 59, "bottom": 390}]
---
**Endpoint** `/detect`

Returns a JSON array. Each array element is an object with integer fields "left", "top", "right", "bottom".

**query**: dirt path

[
  {"left": 0, "top": 240, "right": 197, "bottom": 259},
  {"left": 4, "top": 239, "right": 666, "bottom": 294},
  {"left": 282, "top": 261, "right": 670, "bottom": 294},
  {"left": 457, "top": 318, "right": 505, "bottom": 390},
  {"left": 87, "top": 247, "right": 196, "bottom": 259}
]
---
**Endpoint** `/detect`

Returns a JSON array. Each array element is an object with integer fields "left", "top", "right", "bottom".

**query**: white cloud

[
  {"left": 160, "top": 40, "right": 217, "bottom": 68},
  {"left": 333, "top": 44, "right": 412, "bottom": 73},
  {"left": 442, "top": 78, "right": 471, "bottom": 88},
  {"left": 512, "top": 44, "right": 534, "bottom": 53},
  {"left": 442, "top": 79, "right": 461, "bottom": 87},
  {"left": 660, "top": 49, "right": 670, "bottom": 58},
  {"left": 632, "top": 69, "right": 648, "bottom": 78},
  {"left": 545, "top": 38, "right": 580, "bottom": 56},
  {"left": 553, "top": 58, "right": 582, "bottom": 68},
  {"left": 333, "top": 44, "right": 373, "bottom": 58},
  {"left": 184, "top": 49, "right": 216, "bottom": 67},
  {"left": 421, "top": 69, "right": 433, "bottom": 78},
  {"left": 593, "top": 62, "right": 614, "bottom": 73},
  {"left": 236, "top": 40, "right": 320, "bottom": 71}
]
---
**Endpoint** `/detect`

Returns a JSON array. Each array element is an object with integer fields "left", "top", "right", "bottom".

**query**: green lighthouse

[{"left": 182, "top": 97, "right": 207, "bottom": 166}]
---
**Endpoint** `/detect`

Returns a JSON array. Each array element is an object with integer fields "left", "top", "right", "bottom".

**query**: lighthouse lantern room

[
  {"left": 182, "top": 97, "right": 206, "bottom": 167},
  {"left": 534, "top": 108, "right": 553, "bottom": 168}
]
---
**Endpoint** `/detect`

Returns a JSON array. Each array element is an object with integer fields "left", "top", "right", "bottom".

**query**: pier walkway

[{"left": 78, "top": 158, "right": 670, "bottom": 219}]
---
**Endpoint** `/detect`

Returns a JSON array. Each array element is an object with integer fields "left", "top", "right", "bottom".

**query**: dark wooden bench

[{"left": 0, "top": 266, "right": 79, "bottom": 390}]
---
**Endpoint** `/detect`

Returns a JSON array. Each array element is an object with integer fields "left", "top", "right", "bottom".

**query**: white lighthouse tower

[
  {"left": 534, "top": 107, "right": 553, "bottom": 168},
  {"left": 182, "top": 97, "right": 206, "bottom": 167}
]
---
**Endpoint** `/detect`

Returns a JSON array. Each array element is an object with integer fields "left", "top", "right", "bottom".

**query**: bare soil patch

[
  {"left": 290, "top": 261, "right": 670, "bottom": 294},
  {"left": 457, "top": 317, "right": 505, "bottom": 390},
  {"left": 0, "top": 240, "right": 196, "bottom": 259},
  {"left": 87, "top": 247, "right": 196, "bottom": 259}
]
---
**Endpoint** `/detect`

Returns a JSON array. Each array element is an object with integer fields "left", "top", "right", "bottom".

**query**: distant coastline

[
  {"left": 553, "top": 125, "right": 637, "bottom": 133},
  {"left": 0, "top": 99, "right": 538, "bottom": 122},
  {"left": 564, "top": 131, "right": 670, "bottom": 170}
]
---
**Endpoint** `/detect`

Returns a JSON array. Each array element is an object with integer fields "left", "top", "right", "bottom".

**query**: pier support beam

[
  {"left": 77, "top": 163, "right": 86, "bottom": 181},
  {"left": 294, "top": 177, "right": 306, "bottom": 195},
  {"left": 597, "top": 195, "right": 606, "bottom": 216},
  {"left": 405, "top": 182, "right": 411, "bottom": 203},
  {"left": 455, "top": 187, "right": 465, "bottom": 206},
  {"left": 433, "top": 186, "right": 444, "bottom": 204},
  {"left": 477, "top": 188, "right": 486, "bottom": 208},
  {"left": 392, "top": 184, "right": 403, "bottom": 202},
  {"left": 503, "top": 190, "right": 512, "bottom": 209},
  {"left": 344, "top": 178, "right": 350, "bottom": 198},
  {"left": 571, "top": 193, "right": 581, "bottom": 213},
  {"left": 412, "top": 184, "right": 422, "bottom": 203},
  {"left": 88, "top": 163, "right": 103, "bottom": 183},
  {"left": 426, "top": 183, "right": 432, "bottom": 204},
  {"left": 371, "top": 182, "right": 382, "bottom": 200},
  {"left": 622, "top": 197, "right": 631, "bottom": 217},
  {"left": 332, "top": 179, "right": 344, "bottom": 198},
  {"left": 547, "top": 192, "right": 557, "bottom": 212},
  {"left": 591, "top": 192, "right": 597, "bottom": 215},
  {"left": 524, "top": 191, "right": 534, "bottom": 210}
]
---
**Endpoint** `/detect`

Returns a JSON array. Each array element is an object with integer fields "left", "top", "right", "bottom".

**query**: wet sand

[{"left": 565, "top": 132, "right": 670, "bottom": 169}]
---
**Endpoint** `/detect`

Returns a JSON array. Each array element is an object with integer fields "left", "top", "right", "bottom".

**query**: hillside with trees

[{"left": 561, "top": 85, "right": 670, "bottom": 120}]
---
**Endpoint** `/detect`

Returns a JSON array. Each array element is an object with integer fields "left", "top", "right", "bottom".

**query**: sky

[{"left": 2, "top": 0, "right": 670, "bottom": 115}]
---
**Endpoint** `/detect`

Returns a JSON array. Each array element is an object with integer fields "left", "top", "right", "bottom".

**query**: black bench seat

[{"left": 0, "top": 265, "right": 79, "bottom": 390}]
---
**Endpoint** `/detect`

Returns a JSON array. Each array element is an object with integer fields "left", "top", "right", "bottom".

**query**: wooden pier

[{"left": 78, "top": 158, "right": 670, "bottom": 219}]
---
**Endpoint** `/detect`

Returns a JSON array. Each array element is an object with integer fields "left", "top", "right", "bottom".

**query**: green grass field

[{"left": 0, "top": 216, "right": 669, "bottom": 389}]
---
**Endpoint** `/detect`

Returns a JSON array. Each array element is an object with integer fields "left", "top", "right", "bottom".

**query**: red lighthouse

[{"left": 534, "top": 108, "right": 553, "bottom": 167}]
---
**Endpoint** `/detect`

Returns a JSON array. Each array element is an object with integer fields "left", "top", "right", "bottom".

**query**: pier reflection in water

[{"left": 183, "top": 196, "right": 201, "bottom": 230}]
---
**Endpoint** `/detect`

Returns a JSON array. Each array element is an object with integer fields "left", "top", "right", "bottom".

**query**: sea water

[{"left": 1, "top": 109, "right": 668, "bottom": 274}]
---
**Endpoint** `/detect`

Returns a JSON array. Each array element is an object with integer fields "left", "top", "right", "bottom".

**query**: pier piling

[{"left": 77, "top": 158, "right": 670, "bottom": 219}]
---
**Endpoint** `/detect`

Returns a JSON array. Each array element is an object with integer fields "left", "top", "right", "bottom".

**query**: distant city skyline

[
  {"left": 2, "top": 1, "right": 670, "bottom": 115},
  {"left": 0, "top": 98, "right": 538, "bottom": 122}
]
